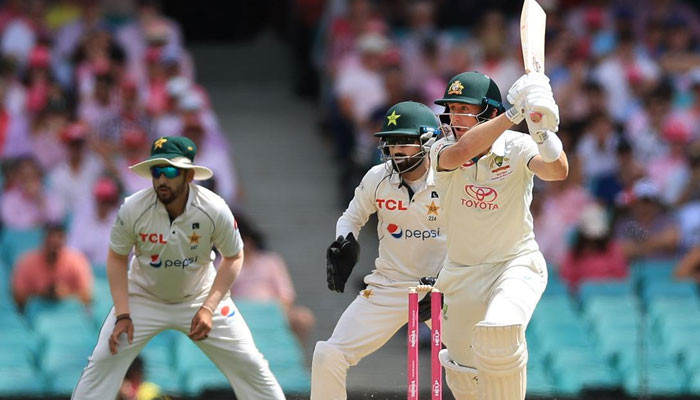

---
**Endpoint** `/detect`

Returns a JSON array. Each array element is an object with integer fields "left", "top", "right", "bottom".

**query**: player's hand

[
  {"left": 418, "top": 291, "right": 443, "bottom": 323},
  {"left": 525, "top": 92, "right": 559, "bottom": 138},
  {"left": 507, "top": 72, "right": 550, "bottom": 111},
  {"left": 189, "top": 306, "right": 213, "bottom": 341},
  {"left": 109, "top": 315, "right": 134, "bottom": 355},
  {"left": 326, "top": 233, "right": 360, "bottom": 293}
]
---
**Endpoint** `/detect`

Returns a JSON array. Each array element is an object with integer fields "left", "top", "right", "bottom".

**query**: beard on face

[{"left": 154, "top": 179, "right": 185, "bottom": 205}]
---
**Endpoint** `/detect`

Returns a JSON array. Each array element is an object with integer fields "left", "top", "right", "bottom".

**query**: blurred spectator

[
  {"left": 230, "top": 213, "right": 315, "bottom": 344},
  {"left": 0, "top": 0, "right": 48, "bottom": 66},
  {"left": 118, "top": 356, "right": 162, "bottom": 400},
  {"left": 576, "top": 112, "right": 621, "bottom": 185},
  {"left": 674, "top": 140, "right": 700, "bottom": 206},
  {"left": 29, "top": 99, "right": 70, "bottom": 170},
  {"left": 67, "top": 176, "right": 121, "bottom": 268},
  {"left": 675, "top": 243, "right": 700, "bottom": 282},
  {"left": 561, "top": 203, "right": 629, "bottom": 290},
  {"left": 1, "top": 156, "right": 64, "bottom": 229},
  {"left": 12, "top": 222, "right": 93, "bottom": 310},
  {"left": 473, "top": 10, "right": 520, "bottom": 99},
  {"left": 593, "top": 31, "right": 660, "bottom": 123},
  {"left": 624, "top": 80, "right": 673, "bottom": 164},
  {"left": 535, "top": 157, "right": 594, "bottom": 266},
  {"left": 47, "top": 122, "right": 104, "bottom": 216},
  {"left": 181, "top": 114, "right": 239, "bottom": 205},
  {"left": 646, "top": 120, "right": 692, "bottom": 205},
  {"left": 615, "top": 179, "right": 679, "bottom": 261},
  {"left": 117, "top": 127, "right": 151, "bottom": 195}
]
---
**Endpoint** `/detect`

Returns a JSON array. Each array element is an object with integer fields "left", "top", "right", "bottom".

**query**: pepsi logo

[
  {"left": 387, "top": 223, "right": 403, "bottom": 238},
  {"left": 220, "top": 305, "right": 235, "bottom": 317},
  {"left": 149, "top": 254, "right": 162, "bottom": 268}
]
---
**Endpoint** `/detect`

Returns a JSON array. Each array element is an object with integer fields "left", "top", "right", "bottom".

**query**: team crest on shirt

[{"left": 489, "top": 155, "right": 512, "bottom": 180}]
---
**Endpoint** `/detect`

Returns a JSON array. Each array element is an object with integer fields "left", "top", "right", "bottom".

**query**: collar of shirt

[{"left": 388, "top": 163, "right": 436, "bottom": 189}]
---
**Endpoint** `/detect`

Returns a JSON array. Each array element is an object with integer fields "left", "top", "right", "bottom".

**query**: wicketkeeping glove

[
  {"left": 326, "top": 233, "right": 360, "bottom": 293},
  {"left": 417, "top": 276, "right": 443, "bottom": 322}
]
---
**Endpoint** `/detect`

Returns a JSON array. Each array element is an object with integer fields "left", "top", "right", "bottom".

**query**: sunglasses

[
  {"left": 384, "top": 136, "right": 419, "bottom": 146},
  {"left": 150, "top": 166, "right": 181, "bottom": 179}
]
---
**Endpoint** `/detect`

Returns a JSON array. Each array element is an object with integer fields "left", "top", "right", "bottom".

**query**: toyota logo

[{"left": 464, "top": 185, "right": 498, "bottom": 202}]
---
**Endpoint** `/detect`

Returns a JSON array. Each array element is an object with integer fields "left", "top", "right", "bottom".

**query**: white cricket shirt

[
  {"left": 336, "top": 162, "right": 447, "bottom": 286},
  {"left": 430, "top": 130, "right": 540, "bottom": 266},
  {"left": 110, "top": 184, "right": 242, "bottom": 303}
]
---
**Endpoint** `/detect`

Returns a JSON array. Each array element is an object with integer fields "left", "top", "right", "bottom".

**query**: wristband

[
  {"left": 200, "top": 305, "right": 214, "bottom": 315},
  {"left": 505, "top": 107, "right": 524, "bottom": 124},
  {"left": 115, "top": 313, "right": 131, "bottom": 324},
  {"left": 535, "top": 130, "right": 563, "bottom": 163}
]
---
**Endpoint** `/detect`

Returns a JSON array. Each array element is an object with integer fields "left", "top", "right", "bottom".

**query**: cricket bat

[{"left": 520, "top": 0, "right": 546, "bottom": 122}]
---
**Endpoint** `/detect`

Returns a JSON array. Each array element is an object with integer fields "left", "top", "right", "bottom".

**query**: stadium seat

[
  {"left": 552, "top": 365, "right": 619, "bottom": 396},
  {"left": 41, "top": 342, "right": 93, "bottom": 375},
  {"left": 631, "top": 260, "right": 677, "bottom": 287},
  {"left": 0, "top": 345, "right": 33, "bottom": 369},
  {"left": 681, "top": 346, "right": 700, "bottom": 375},
  {"left": 24, "top": 298, "right": 87, "bottom": 325},
  {"left": 47, "top": 366, "right": 84, "bottom": 396},
  {"left": 235, "top": 300, "right": 288, "bottom": 333},
  {"left": 622, "top": 365, "right": 687, "bottom": 396},
  {"left": 642, "top": 281, "right": 698, "bottom": 303},
  {"left": 690, "top": 370, "right": 700, "bottom": 395},
  {"left": 33, "top": 312, "right": 95, "bottom": 338},
  {"left": 0, "top": 227, "right": 44, "bottom": 268},
  {"left": 0, "top": 328, "right": 40, "bottom": 356},
  {"left": 578, "top": 280, "right": 633, "bottom": 303},
  {"left": 0, "top": 366, "right": 45, "bottom": 396},
  {"left": 273, "top": 367, "right": 311, "bottom": 394},
  {"left": 527, "top": 367, "right": 555, "bottom": 397},
  {"left": 184, "top": 369, "right": 230, "bottom": 396},
  {"left": 174, "top": 335, "right": 219, "bottom": 373}
]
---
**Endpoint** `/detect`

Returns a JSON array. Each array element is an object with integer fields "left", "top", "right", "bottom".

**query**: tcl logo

[
  {"left": 464, "top": 185, "right": 498, "bottom": 202},
  {"left": 140, "top": 233, "right": 167, "bottom": 244},
  {"left": 376, "top": 199, "right": 408, "bottom": 210}
]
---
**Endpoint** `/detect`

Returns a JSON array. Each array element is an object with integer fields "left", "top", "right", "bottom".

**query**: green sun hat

[
  {"left": 434, "top": 71, "right": 504, "bottom": 111},
  {"left": 374, "top": 101, "right": 440, "bottom": 137},
  {"left": 129, "top": 136, "right": 213, "bottom": 179}
]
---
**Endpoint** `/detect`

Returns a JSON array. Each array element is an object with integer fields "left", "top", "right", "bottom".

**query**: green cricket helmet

[
  {"left": 374, "top": 101, "right": 441, "bottom": 174},
  {"left": 435, "top": 71, "right": 504, "bottom": 110}
]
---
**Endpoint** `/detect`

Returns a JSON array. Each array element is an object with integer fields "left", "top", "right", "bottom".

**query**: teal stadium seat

[
  {"left": 0, "top": 227, "right": 44, "bottom": 267},
  {"left": 184, "top": 369, "right": 230, "bottom": 396},
  {"left": 681, "top": 346, "right": 700, "bottom": 375},
  {"left": 690, "top": 370, "right": 700, "bottom": 394},
  {"left": 41, "top": 342, "right": 93, "bottom": 375},
  {"left": 622, "top": 365, "right": 687, "bottom": 396},
  {"left": 631, "top": 260, "right": 677, "bottom": 287},
  {"left": 24, "top": 298, "right": 86, "bottom": 325},
  {"left": 0, "top": 366, "right": 45, "bottom": 396},
  {"left": 578, "top": 280, "right": 633, "bottom": 303},
  {"left": 47, "top": 367, "right": 83, "bottom": 396},
  {"left": 642, "top": 281, "right": 698, "bottom": 303}
]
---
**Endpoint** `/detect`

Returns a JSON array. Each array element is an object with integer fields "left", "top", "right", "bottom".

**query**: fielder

[
  {"left": 73, "top": 136, "right": 284, "bottom": 399},
  {"left": 430, "top": 71, "right": 567, "bottom": 399},
  {"left": 311, "top": 101, "right": 447, "bottom": 400}
]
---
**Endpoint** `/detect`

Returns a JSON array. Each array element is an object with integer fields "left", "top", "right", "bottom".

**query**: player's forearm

[
  {"left": 440, "top": 114, "right": 512, "bottom": 170},
  {"left": 203, "top": 250, "right": 244, "bottom": 310},
  {"left": 106, "top": 249, "right": 130, "bottom": 315}
]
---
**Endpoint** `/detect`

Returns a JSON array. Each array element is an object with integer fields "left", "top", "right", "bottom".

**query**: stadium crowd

[{"left": 314, "top": 0, "right": 700, "bottom": 286}]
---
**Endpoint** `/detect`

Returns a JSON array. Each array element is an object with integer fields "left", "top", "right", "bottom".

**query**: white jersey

[
  {"left": 110, "top": 184, "right": 243, "bottom": 303},
  {"left": 336, "top": 162, "right": 446, "bottom": 286},
  {"left": 430, "top": 130, "right": 540, "bottom": 266}
]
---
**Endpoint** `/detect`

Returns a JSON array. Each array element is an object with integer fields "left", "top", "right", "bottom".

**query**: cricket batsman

[
  {"left": 311, "top": 101, "right": 447, "bottom": 400},
  {"left": 430, "top": 71, "right": 567, "bottom": 399},
  {"left": 72, "top": 136, "right": 285, "bottom": 399}
]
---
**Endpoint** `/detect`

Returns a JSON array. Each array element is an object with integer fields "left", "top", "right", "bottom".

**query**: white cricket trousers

[
  {"left": 72, "top": 293, "right": 285, "bottom": 400},
  {"left": 311, "top": 284, "right": 429, "bottom": 400},
  {"left": 435, "top": 251, "right": 547, "bottom": 398}
]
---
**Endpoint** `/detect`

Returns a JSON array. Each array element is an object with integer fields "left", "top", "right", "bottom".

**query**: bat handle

[{"left": 529, "top": 111, "right": 542, "bottom": 123}]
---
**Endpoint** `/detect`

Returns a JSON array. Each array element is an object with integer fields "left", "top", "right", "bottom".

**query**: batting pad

[{"left": 472, "top": 322, "right": 527, "bottom": 400}]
